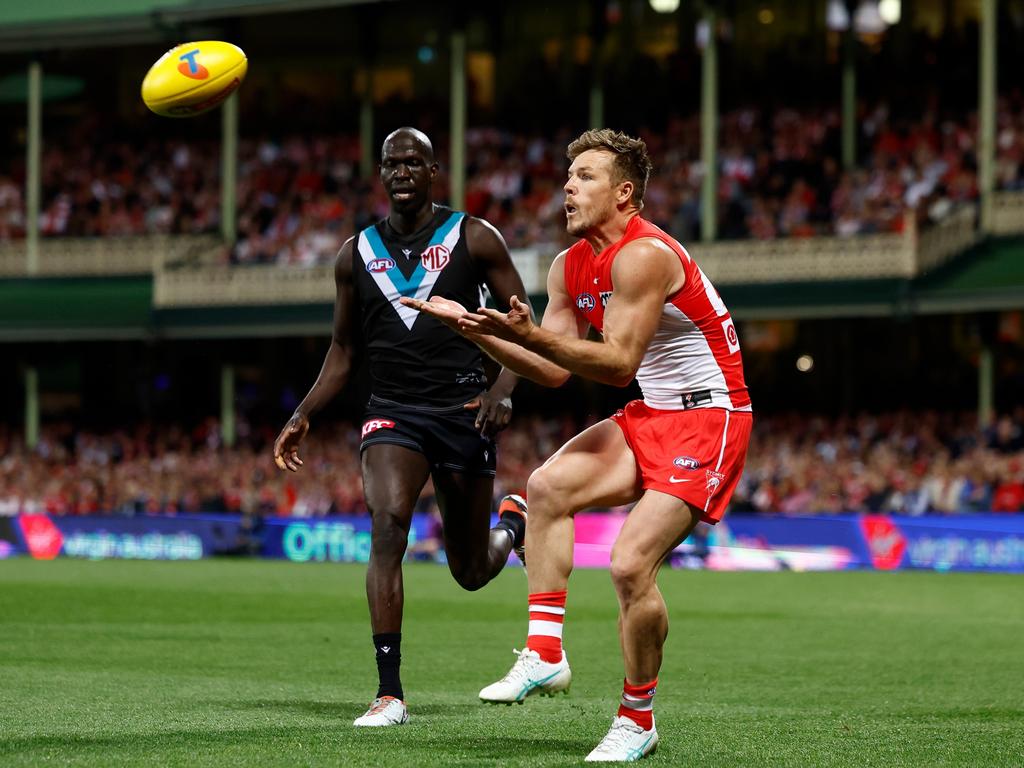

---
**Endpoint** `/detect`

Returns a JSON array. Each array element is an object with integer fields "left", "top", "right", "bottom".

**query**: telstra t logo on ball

[{"left": 177, "top": 49, "right": 210, "bottom": 80}]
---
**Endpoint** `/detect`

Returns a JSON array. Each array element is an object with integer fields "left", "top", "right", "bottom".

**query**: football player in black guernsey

[{"left": 273, "top": 127, "right": 531, "bottom": 727}]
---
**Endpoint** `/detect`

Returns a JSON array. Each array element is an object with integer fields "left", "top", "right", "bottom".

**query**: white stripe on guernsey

[
  {"left": 528, "top": 619, "right": 564, "bottom": 638},
  {"left": 356, "top": 214, "right": 465, "bottom": 331},
  {"left": 528, "top": 605, "right": 566, "bottom": 616}
]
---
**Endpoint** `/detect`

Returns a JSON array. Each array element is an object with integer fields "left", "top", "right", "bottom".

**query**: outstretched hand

[
  {"left": 459, "top": 295, "right": 536, "bottom": 344},
  {"left": 273, "top": 413, "right": 309, "bottom": 472},
  {"left": 400, "top": 295, "right": 474, "bottom": 335}
]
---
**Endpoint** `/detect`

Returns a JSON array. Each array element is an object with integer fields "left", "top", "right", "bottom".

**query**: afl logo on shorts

[
  {"left": 673, "top": 456, "right": 700, "bottom": 471},
  {"left": 361, "top": 419, "right": 396, "bottom": 438},
  {"left": 576, "top": 293, "right": 596, "bottom": 312},
  {"left": 420, "top": 244, "right": 450, "bottom": 272},
  {"left": 366, "top": 258, "right": 395, "bottom": 273}
]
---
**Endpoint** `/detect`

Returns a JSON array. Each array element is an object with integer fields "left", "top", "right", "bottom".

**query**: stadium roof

[{"left": 0, "top": 0, "right": 390, "bottom": 52}]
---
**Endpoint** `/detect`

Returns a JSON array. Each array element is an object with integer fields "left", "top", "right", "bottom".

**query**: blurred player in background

[
  {"left": 405, "top": 129, "right": 752, "bottom": 761},
  {"left": 274, "top": 127, "right": 530, "bottom": 728}
]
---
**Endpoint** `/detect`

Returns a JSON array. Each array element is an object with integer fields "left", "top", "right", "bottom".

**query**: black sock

[
  {"left": 373, "top": 633, "right": 403, "bottom": 700},
  {"left": 494, "top": 514, "right": 525, "bottom": 549}
]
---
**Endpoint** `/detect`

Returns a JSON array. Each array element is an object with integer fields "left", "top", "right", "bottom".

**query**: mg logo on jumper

[
  {"left": 420, "top": 244, "right": 450, "bottom": 272},
  {"left": 366, "top": 258, "right": 396, "bottom": 273},
  {"left": 177, "top": 49, "right": 210, "bottom": 80},
  {"left": 576, "top": 293, "right": 596, "bottom": 312}
]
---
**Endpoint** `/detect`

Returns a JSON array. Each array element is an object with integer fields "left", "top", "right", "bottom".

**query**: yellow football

[{"left": 141, "top": 41, "right": 247, "bottom": 117}]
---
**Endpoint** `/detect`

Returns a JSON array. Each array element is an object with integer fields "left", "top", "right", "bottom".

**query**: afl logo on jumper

[
  {"left": 576, "top": 293, "right": 596, "bottom": 312},
  {"left": 366, "top": 258, "right": 395, "bottom": 273},
  {"left": 420, "top": 244, "right": 450, "bottom": 272},
  {"left": 361, "top": 419, "right": 396, "bottom": 438}
]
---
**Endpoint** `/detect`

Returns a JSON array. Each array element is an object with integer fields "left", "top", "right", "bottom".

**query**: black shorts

[{"left": 359, "top": 395, "right": 497, "bottom": 477}]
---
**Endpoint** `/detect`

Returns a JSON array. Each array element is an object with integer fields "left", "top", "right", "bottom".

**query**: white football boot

[
  {"left": 585, "top": 716, "right": 659, "bottom": 762},
  {"left": 352, "top": 696, "right": 409, "bottom": 727},
  {"left": 478, "top": 648, "right": 571, "bottom": 704}
]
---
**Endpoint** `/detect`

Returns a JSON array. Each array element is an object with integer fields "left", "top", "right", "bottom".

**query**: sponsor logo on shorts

[
  {"left": 705, "top": 469, "right": 725, "bottom": 496},
  {"left": 576, "top": 293, "right": 596, "bottom": 312},
  {"left": 420, "top": 244, "right": 450, "bottom": 272},
  {"left": 669, "top": 476, "right": 693, "bottom": 484},
  {"left": 177, "top": 49, "right": 210, "bottom": 80},
  {"left": 366, "top": 258, "right": 396, "bottom": 273},
  {"left": 673, "top": 456, "right": 700, "bottom": 470},
  {"left": 361, "top": 419, "right": 396, "bottom": 438}
]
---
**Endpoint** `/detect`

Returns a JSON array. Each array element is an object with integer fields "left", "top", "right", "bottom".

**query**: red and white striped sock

[
  {"left": 525, "top": 590, "right": 566, "bottom": 663},
  {"left": 617, "top": 677, "right": 657, "bottom": 730}
]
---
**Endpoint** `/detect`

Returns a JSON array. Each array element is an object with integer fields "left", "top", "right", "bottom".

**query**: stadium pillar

[
  {"left": 589, "top": 0, "right": 606, "bottom": 129},
  {"left": 26, "top": 62, "right": 41, "bottom": 276},
  {"left": 978, "top": 346, "right": 994, "bottom": 429},
  {"left": 978, "top": 0, "right": 996, "bottom": 233},
  {"left": 841, "top": 4, "right": 857, "bottom": 170},
  {"left": 220, "top": 93, "right": 239, "bottom": 246},
  {"left": 700, "top": 5, "right": 718, "bottom": 243},
  {"left": 360, "top": 84, "right": 374, "bottom": 181},
  {"left": 24, "top": 367, "right": 39, "bottom": 450},
  {"left": 449, "top": 29, "right": 467, "bottom": 211},
  {"left": 221, "top": 365, "right": 236, "bottom": 448}
]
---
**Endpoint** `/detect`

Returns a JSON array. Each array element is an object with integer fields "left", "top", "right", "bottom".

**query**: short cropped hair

[{"left": 567, "top": 129, "right": 652, "bottom": 208}]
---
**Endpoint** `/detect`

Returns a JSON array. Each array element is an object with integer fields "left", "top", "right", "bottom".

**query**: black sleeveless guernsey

[{"left": 352, "top": 206, "right": 488, "bottom": 407}]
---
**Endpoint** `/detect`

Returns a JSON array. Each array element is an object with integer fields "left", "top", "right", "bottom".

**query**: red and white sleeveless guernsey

[{"left": 564, "top": 215, "right": 752, "bottom": 522}]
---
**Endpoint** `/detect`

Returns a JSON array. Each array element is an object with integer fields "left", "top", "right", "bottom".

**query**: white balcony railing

[
  {"left": 0, "top": 235, "right": 220, "bottom": 277},
  {"left": 4, "top": 191, "right": 1022, "bottom": 308}
]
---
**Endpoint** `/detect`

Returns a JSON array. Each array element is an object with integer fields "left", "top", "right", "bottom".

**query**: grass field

[{"left": 1, "top": 559, "right": 1022, "bottom": 767}]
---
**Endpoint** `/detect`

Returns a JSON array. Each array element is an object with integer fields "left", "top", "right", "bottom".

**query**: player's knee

[
  {"left": 369, "top": 506, "right": 411, "bottom": 557},
  {"left": 450, "top": 564, "right": 489, "bottom": 592},
  {"left": 609, "top": 550, "right": 650, "bottom": 602},
  {"left": 526, "top": 464, "right": 571, "bottom": 516}
]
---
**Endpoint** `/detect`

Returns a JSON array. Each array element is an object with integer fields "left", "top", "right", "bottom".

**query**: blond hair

[{"left": 567, "top": 129, "right": 652, "bottom": 208}]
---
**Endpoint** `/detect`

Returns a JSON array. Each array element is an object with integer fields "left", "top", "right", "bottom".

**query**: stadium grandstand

[{"left": 1, "top": 2, "right": 1022, "bottom": 765}]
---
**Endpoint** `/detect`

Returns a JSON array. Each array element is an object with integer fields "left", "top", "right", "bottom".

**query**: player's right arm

[{"left": 273, "top": 238, "right": 356, "bottom": 471}]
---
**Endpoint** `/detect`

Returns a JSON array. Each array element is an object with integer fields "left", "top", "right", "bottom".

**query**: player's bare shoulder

[
  {"left": 464, "top": 216, "right": 511, "bottom": 262},
  {"left": 612, "top": 237, "right": 684, "bottom": 295},
  {"left": 334, "top": 235, "right": 356, "bottom": 283},
  {"left": 548, "top": 248, "right": 571, "bottom": 289}
]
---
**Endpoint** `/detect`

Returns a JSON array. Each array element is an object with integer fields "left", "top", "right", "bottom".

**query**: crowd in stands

[
  {"left": 1, "top": 409, "right": 1021, "bottom": 518},
  {"left": 2, "top": 98, "right": 1024, "bottom": 257}
]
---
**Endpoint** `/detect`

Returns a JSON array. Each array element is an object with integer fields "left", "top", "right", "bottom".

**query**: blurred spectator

[
  {"left": 0, "top": 408, "right": 1022, "bottom": 517},
  {"left": 5, "top": 98, "right": 1024, "bottom": 256}
]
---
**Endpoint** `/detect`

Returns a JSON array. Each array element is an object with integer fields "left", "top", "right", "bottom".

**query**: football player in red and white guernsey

[{"left": 403, "top": 129, "right": 752, "bottom": 762}]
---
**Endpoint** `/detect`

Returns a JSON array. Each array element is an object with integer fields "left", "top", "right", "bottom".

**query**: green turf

[{"left": 0, "top": 559, "right": 1022, "bottom": 767}]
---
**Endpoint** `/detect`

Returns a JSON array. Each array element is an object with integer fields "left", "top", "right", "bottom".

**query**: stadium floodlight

[
  {"left": 649, "top": 0, "right": 680, "bottom": 13},
  {"left": 826, "top": 0, "right": 850, "bottom": 31},
  {"left": 796, "top": 354, "right": 815, "bottom": 373},
  {"left": 878, "top": 0, "right": 901, "bottom": 25},
  {"left": 853, "top": 0, "right": 888, "bottom": 34}
]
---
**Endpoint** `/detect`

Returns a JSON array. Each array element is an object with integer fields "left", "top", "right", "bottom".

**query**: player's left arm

[
  {"left": 462, "top": 217, "right": 531, "bottom": 436},
  {"left": 464, "top": 238, "right": 681, "bottom": 387}
]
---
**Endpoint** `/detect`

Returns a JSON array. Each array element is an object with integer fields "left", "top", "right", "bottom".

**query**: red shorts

[{"left": 610, "top": 401, "right": 752, "bottom": 524}]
